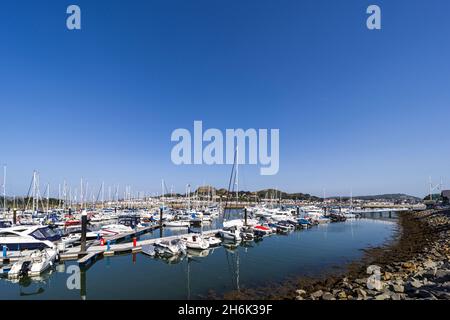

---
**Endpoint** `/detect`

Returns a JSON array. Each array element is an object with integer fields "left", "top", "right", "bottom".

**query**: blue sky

[{"left": 0, "top": 0, "right": 449, "bottom": 198}]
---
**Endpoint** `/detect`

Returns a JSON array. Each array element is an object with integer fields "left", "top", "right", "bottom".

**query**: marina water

[{"left": 0, "top": 211, "right": 397, "bottom": 299}]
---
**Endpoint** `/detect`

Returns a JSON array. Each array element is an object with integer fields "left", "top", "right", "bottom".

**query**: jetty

[{"left": 60, "top": 228, "right": 221, "bottom": 262}]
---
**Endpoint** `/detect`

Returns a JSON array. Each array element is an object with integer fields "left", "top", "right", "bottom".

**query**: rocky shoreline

[{"left": 222, "top": 209, "right": 450, "bottom": 300}]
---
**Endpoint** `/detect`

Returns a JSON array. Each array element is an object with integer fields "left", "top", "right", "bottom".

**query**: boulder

[
  {"left": 391, "top": 284, "right": 404, "bottom": 293},
  {"left": 375, "top": 293, "right": 390, "bottom": 300},
  {"left": 410, "top": 280, "right": 423, "bottom": 289},
  {"left": 391, "top": 293, "right": 406, "bottom": 300},
  {"left": 423, "top": 260, "right": 437, "bottom": 269},
  {"left": 402, "top": 262, "right": 416, "bottom": 271},
  {"left": 310, "top": 290, "right": 323, "bottom": 299},
  {"left": 322, "top": 292, "right": 335, "bottom": 300},
  {"left": 336, "top": 291, "right": 347, "bottom": 300},
  {"left": 383, "top": 272, "right": 393, "bottom": 281},
  {"left": 353, "top": 288, "right": 367, "bottom": 300},
  {"left": 296, "top": 289, "right": 307, "bottom": 296}
]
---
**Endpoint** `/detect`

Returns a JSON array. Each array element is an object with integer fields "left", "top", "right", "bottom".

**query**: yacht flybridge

[{"left": 0, "top": 225, "right": 60, "bottom": 251}]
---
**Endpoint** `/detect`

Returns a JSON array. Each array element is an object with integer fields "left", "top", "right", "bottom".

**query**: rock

[
  {"left": 296, "top": 289, "right": 306, "bottom": 296},
  {"left": 295, "top": 296, "right": 304, "bottom": 300},
  {"left": 391, "top": 284, "right": 404, "bottom": 293},
  {"left": 432, "top": 291, "right": 450, "bottom": 299},
  {"left": 402, "top": 262, "right": 416, "bottom": 271},
  {"left": 354, "top": 278, "right": 367, "bottom": 285},
  {"left": 391, "top": 293, "right": 406, "bottom": 300},
  {"left": 416, "top": 290, "right": 437, "bottom": 299},
  {"left": 310, "top": 290, "right": 323, "bottom": 299},
  {"left": 367, "top": 278, "right": 385, "bottom": 291},
  {"left": 366, "top": 289, "right": 379, "bottom": 296},
  {"left": 375, "top": 293, "right": 390, "bottom": 300},
  {"left": 322, "top": 293, "right": 335, "bottom": 300},
  {"left": 353, "top": 288, "right": 367, "bottom": 300},
  {"left": 410, "top": 280, "right": 423, "bottom": 289},
  {"left": 423, "top": 260, "right": 437, "bottom": 269},
  {"left": 336, "top": 291, "right": 347, "bottom": 300},
  {"left": 342, "top": 282, "right": 353, "bottom": 290},
  {"left": 383, "top": 272, "right": 393, "bottom": 281},
  {"left": 434, "top": 269, "right": 450, "bottom": 281},
  {"left": 422, "top": 270, "right": 437, "bottom": 279},
  {"left": 385, "top": 265, "right": 396, "bottom": 272}
]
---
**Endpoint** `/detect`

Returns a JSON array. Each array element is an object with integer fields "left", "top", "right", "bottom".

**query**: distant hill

[
  {"left": 191, "top": 188, "right": 420, "bottom": 202},
  {"left": 194, "top": 187, "right": 320, "bottom": 201},
  {"left": 328, "top": 193, "right": 421, "bottom": 202}
]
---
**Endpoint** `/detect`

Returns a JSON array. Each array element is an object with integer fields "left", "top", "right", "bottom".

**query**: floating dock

[{"left": 60, "top": 229, "right": 221, "bottom": 262}]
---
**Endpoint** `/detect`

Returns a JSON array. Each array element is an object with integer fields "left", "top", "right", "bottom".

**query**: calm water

[{"left": 0, "top": 216, "right": 397, "bottom": 299}]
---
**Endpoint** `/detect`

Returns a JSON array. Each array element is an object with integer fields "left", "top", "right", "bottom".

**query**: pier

[{"left": 60, "top": 228, "right": 221, "bottom": 262}]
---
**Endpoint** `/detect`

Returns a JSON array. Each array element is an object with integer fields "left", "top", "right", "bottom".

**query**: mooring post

[
  {"left": 13, "top": 209, "right": 17, "bottom": 225},
  {"left": 296, "top": 206, "right": 300, "bottom": 216},
  {"left": 80, "top": 210, "right": 87, "bottom": 252},
  {"left": 80, "top": 267, "right": 87, "bottom": 300},
  {"left": 159, "top": 207, "right": 163, "bottom": 238},
  {"left": 244, "top": 208, "right": 247, "bottom": 226},
  {"left": 2, "top": 245, "right": 7, "bottom": 258},
  {"left": 107, "top": 240, "right": 111, "bottom": 251}
]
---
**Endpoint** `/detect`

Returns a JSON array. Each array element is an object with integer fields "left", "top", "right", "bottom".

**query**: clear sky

[{"left": 1, "top": 0, "right": 449, "bottom": 198}]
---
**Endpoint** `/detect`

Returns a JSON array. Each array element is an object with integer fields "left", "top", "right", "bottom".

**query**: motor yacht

[{"left": 0, "top": 225, "right": 60, "bottom": 251}]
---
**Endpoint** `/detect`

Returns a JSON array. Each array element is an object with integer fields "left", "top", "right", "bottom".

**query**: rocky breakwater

[{"left": 295, "top": 209, "right": 450, "bottom": 300}]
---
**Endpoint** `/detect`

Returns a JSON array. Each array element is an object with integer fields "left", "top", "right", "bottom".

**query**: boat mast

[
  {"left": 32, "top": 170, "right": 37, "bottom": 213},
  {"left": 80, "top": 177, "right": 83, "bottom": 211},
  {"left": 350, "top": 188, "right": 353, "bottom": 210},
  {"left": 101, "top": 181, "right": 105, "bottom": 209},
  {"left": 46, "top": 183, "right": 50, "bottom": 213},
  {"left": 2, "top": 164, "right": 6, "bottom": 213},
  {"left": 161, "top": 179, "right": 165, "bottom": 209},
  {"left": 235, "top": 146, "right": 239, "bottom": 205}
]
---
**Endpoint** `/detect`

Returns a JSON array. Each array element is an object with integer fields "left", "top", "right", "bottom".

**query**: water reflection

[{"left": 0, "top": 217, "right": 397, "bottom": 300}]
